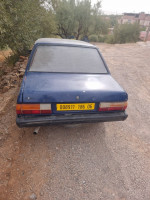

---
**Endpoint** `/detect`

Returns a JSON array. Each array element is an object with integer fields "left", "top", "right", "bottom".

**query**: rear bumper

[{"left": 16, "top": 112, "right": 128, "bottom": 127}]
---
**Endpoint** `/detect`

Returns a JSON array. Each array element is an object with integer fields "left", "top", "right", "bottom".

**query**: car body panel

[
  {"left": 22, "top": 73, "right": 127, "bottom": 104},
  {"left": 16, "top": 111, "right": 128, "bottom": 127}
]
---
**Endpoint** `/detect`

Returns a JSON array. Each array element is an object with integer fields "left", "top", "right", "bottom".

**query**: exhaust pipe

[{"left": 33, "top": 126, "right": 40, "bottom": 135}]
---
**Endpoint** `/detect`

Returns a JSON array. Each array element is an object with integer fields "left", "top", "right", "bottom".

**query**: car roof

[{"left": 35, "top": 38, "right": 96, "bottom": 48}]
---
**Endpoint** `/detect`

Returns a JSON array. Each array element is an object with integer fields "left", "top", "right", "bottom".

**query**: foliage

[
  {"left": 107, "top": 15, "right": 120, "bottom": 27},
  {"left": 1, "top": 0, "right": 108, "bottom": 55},
  {"left": 74, "top": 0, "right": 92, "bottom": 39},
  {"left": 5, "top": 53, "right": 20, "bottom": 66},
  {"left": 54, "top": 0, "right": 76, "bottom": 38},
  {"left": 89, "top": 34, "right": 107, "bottom": 43},
  {"left": 140, "top": 26, "right": 146, "bottom": 31},
  {"left": 53, "top": 0, "right": 108, "bottom": 39},
  {"left": 0, "top": 0, "right": 56, "bottom": 55},
  {"left": 91, "top": 15, "right": 109, "bottom": 35},
  {"left": 104, "top": 35, "right": 115, "bottom": 44},
  {"left": 112, "top": 23, "right": 140, "bottom": 43},
  {"left": 98, "top": 35, "right": 106, "bottom": 42},
  {"left": 89, "top": 35, "right": 98, "bottom": 42},
  {"left": 0, "top": 0, "right": 141, "bottom": 60}
]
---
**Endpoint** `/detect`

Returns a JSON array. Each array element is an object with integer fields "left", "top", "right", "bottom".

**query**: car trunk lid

[{"left": 22, "top": 72, "right": 127, "bottom": 104}]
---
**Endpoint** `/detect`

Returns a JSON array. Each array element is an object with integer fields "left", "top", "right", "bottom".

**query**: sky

[{"left": 92, "top": 0, "right": 150, "bottom": 14}]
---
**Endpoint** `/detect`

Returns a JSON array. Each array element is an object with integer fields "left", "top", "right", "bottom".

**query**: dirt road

[{"left": 0, "top": 42, "right": 150, "bottom": 200}]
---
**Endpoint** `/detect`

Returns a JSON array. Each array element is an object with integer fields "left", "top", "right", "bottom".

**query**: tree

[
  {"left": 91, "top": 15, "right": 109, "bottom": 35},
  {"left": 74, "top": 0, "right": 91, "bottom": 39},
  {"left": 55, "top": 0, "right": 76, "bottom": 38},
  {"left": 108, "top": 15, "right": 120, "bottom": 27},
  {"left": 0, "top": 0, "right": 56, "bottom": 55},
  {"left": 53, "top": 0, "right": 107, "bottom": 40}
]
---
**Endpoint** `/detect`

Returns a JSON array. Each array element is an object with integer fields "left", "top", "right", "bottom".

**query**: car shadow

[
  {"left": 23, "top": 122, "right": 105, "bottom": 139},
  {"left": 30, "top": 122, "right": 105, "bottom": 142}
]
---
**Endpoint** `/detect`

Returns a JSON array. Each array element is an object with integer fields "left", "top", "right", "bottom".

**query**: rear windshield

[{"left": 29, "top": 45, "right": 107, "bottom": 74}]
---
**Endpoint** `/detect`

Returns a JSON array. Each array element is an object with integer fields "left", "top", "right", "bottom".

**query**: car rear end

[
  {"left": 16, "top": 102, "right": 127, "bottom": 127},
  {"left": 16, "top": 39, "right": 128, "bottom": 127}
]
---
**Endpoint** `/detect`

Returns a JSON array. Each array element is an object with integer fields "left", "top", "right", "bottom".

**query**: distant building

[
  {"left": 118, "top": 12, "right": 150, "bottom": 27},
  {"left": 140, "top": 31, "right": 150, "bottom": 41}
]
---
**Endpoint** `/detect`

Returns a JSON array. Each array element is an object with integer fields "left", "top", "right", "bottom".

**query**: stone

[
  {"left": 3, "top": 86, "right": 9, "bottom": 93},
  {"left": 20, "top": 56, "right": 26, "bottom": 60},
  {"left": 15, "top": 62, "right": 20, "bottom": 68},
  {"left": 4, "top": 75, "right": 12, "bottom": 80},
  {"left": 10, "top": 84, "right": 15, "bottom": 88},
  {"left": 19, "top": 56, "right": 27, "bottom": 62},
  {"left": 1, "top": 79, "right": 8, "bottom": 86},
  {"left": 20, "top": 63, "right": 26, "bottom": 68},
  {"left": 11, "top": 76, "right": 18, "bottom": 84},
  {"left": 19, "top": 72, "right": 24, "bottom": 77},
  {"left": 29, "top": 193, "right": 37, "bottom": 200},
  {"left": 40, "top": 191, "right": 44, "bottom": 196},
  {"left": 19, "top": 68, "right": 25, "bottom": 72},
  {"left": 4, "top": 68, "right": 11, "bottom": 73},
  {"left": 13, "top": 66, "right": 18, "bottom": 70}
]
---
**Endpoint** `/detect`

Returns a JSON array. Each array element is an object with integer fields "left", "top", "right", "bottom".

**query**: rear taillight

[
  {"left": 16, "top": 104, "right": 52, "bottom": 114},
  {"left": 99, "top": 102, "right": 127, "bottom": 111}
]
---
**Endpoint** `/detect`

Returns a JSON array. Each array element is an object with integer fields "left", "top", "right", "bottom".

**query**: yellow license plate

[{"left": 56, "top": 103, "right": 95, "bottom": 111}]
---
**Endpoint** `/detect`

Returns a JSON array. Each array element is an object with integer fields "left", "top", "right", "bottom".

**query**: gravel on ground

[{"left": 0, "top": 42, "right": 150, "bottom": 200}]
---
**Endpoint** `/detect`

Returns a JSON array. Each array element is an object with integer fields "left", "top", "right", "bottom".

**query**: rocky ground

[
  {"left": 0, "top": 42, "right": 150, "bottom": 200},
  {"left": 0, "top": 56, "right": 27, "bottom": 93}
]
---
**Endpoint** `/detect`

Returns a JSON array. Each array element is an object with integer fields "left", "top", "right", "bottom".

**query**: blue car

[{"left": 16, "top": 38, "right": 128, "bottom": 127}]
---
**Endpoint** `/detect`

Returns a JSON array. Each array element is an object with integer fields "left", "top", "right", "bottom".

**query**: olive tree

[
  {"left": 0, "top": 0, "right": 56, "bottom": 55},
  {"left": 53, "top": 0, "right": 108, "bottom": 40}
]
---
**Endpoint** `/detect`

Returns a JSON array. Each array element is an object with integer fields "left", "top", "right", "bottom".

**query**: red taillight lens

[
  {"left": 16, "top": 104, "right": 52, "bottom": 114},
  {"left": 99, "top": 102, "right": 127, "bottom": 111},
  {"left": 16, "top": 104, "right": 22, "bottom": 114}
]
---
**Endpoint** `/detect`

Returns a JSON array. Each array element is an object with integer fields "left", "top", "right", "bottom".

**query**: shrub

[
  {"left": 89, "top": 34, "right": 98, "bottom": 42},
  {"left": 98, "top": 35, "right": 106, "bottom": 42},
  {"left": 105, "top": 35, "right": 115, "bottom": 44},
  {"left": 113, "top": 23, "right": 140, "bottom": 43}
]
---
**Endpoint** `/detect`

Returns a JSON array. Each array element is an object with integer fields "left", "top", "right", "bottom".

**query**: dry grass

[{"left": 0, "top": 49, "right": 12, "bottom": 63}]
